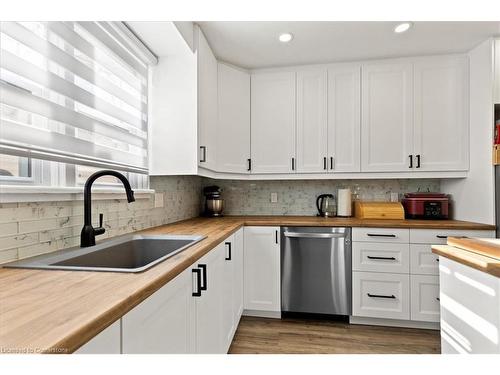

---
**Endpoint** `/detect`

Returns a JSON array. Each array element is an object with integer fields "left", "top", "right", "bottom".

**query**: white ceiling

[{"left": 197, "top": 21, "right": 500, "bottom": 69}]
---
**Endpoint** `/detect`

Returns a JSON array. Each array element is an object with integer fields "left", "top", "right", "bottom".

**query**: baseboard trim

[
  {"left": 243, "top": 309, "right": 281, "bottom": 319},
  {"left": 349, "top": 316, "right": 440, "bottom": 330}
]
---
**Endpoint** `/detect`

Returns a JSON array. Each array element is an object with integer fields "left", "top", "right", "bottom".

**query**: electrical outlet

[
  {"left": 390, "top": 192, "right": 399, "bottom": 202},
  {"left": 154, "top": 193, "right": 164, "bottom": 208},
  {"left": 270, "top": 192, "right": 278, "bottom": 203}
]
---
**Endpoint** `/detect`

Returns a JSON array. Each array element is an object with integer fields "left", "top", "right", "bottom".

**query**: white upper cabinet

[
  {"left": 327, "top": 64, "right": 361, "bottom": 172},
  {"left": 217, "top": 63, "right": 251, "bottom": 173},
  {"left": 296, "top": 69, "right": 328, "bottom": 173},
  {"left": 413, "top": 56, "right": 469, "bottom": 171},
  {"left": 195, "top": 25, "right": 218, "bottom": 170},
  {"left": 361, "top": 62, "right": 414, "bottom": 172},
  {"left": 251, "top": 71, "right": 296, "bottom": 173}
]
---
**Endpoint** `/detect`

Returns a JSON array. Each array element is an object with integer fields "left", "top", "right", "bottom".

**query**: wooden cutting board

[{"left": 447, "top": 237, "right": 500, "bottom": 261}]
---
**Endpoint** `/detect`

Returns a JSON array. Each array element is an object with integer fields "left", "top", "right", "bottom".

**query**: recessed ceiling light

[
  {"left": 394, "top": 22, "right": 413, "bottom": 33},
  {"left": 279, "top": 33, "right": 293, "bottom": 43}
]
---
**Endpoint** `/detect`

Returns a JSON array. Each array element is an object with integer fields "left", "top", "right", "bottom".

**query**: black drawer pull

[
  {"left": 367, "top": 256, "right": 396, "bottom": 261},
  {"left": 436, "top": 235, "right": 448, "bottom": 239},
  {"left": 198, "top": 264, "right": 207, "bottom": 291},
  {"left": 367, "top": 293, "right": 396, "bottom": 299},
  {"left": 225, "top": 242, "right": 232, "bottom": 261},
  {"left": 367, "top": 233, "right": 396, "bottom": 238},
  {"left": 192, "top": 268, "right": 202, "bottom": 297}
]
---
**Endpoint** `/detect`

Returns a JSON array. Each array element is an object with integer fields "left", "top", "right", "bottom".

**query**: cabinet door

[
  {"left": 233, "top": 228, "right": 244, "bottom": 320},
  {"left": 327, "top": 64, "right": 361, "bottom": 172},
  {"left": 196, "top": 26, "right": 218, "bottom": 170},
  {"left": 194, "top": 242, "right": 225, "bottom": 353},
  {"left": 410, "top": 275, "right": 440, "bottom": 322},
  {"left": 296, "top": 69, "right": 328, "bottom": 173},
  {"left": 361, "top": 62, "right": 413, "bottom": 172},
  {"left": 122, "top": 268, "right": 195, "bottom": 354},
  {"left": 75, "top": 320, "right": 121, "bottom": 354},
  {"left": 413, "top": 56, "right": 469, "bottom": 171},
  {"left": 243, "top": 226, "right": 281, "bottom": 313},
  {"left": 217, "top": 63, "right": 250, "bottom": 173},
  {"left": 221, "top": 235, "right": 236, "bottom": 352},
  {"left": 251, "top": 72, "right": 296, "bottom": 173}
]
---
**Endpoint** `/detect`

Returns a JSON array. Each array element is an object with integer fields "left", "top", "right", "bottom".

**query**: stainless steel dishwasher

[{"left": 281, "top": 227, "right": 352, "bottom": 316}]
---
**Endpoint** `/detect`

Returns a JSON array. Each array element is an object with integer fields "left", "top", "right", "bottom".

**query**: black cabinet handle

[
  {"left": 192, "top": 268, "right": 202, "bottom": 297},
  {"left": 275, "top": 230, "right": 278, "bottom": 244},
  {"left": 367, "top": 293, "right": 396, "bottom": 299},
  {"left": 367, "top": 233, "right": 396, "bottom": 238},
  {"left": 330, "top": 156, "right": 334, "bottom": 170},
  {"left": 367, "top": 256, "right": 396, "bottom": 261},
  {"left": 416, "top": 154, "right": 421, "bottom": 168},
  {"left": 436, "top": 297, "right": 440, "bottom": 302},
  {"left": 247, "top": 158, "right": 251, "bottom": 171},
  {"left": 323, "top": 157, "right": 327, "bottom": 170},
  {"left": 199, "top": 146, "right": 206, "bottom": 163},
  {"left": 408, "top": 154, "right": 413, "bottom": 168},
  {"left": 291, "top": 157, "right": 295, "bottom": 171},
  {"left": 198, "top": 264, "right": 207, "bottom": 291},
  {"left": 225, "top": 242, "right": 232, "bottom": 261},
  {"left": 436, "top": 235, "right": 448, "bottom": 239}
]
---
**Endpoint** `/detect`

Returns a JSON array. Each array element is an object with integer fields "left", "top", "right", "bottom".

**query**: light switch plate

[
  {"left": 270, "top": 192, "right": 278, "bottom": 203},
  {"left": 154, "top": 193, "right": 164, "bottom": 208}
]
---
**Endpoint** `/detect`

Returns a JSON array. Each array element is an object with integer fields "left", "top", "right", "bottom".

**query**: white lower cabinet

[
  {"left": 410, "top": 275, "right": 440, "bottom": 322},
  {"left": 221, "top": 229, "right": 244, "bottom": 352},
  {"left": 243, "top": 226, "right": 281, "bottom": 315},
  {"left": 352, "top": 228, "right": 495, "bottom": 326},
  {"left": 439, "top": 257, "right": 500, "bottom": 353},
  {"left": 122, "top": 268, "right": 195, "bottom": 354},
  {"left": 75, "top": 320, "right": 121, "bottom": 354},
  {"left": 120, "top": 232, "right": 243, "bottom": 354},
  {"left": 353, "top": 271, "right": 410, "bottom": 320},
  {"left": 194, "top": 242, "right": 225, "bottom": 353}
]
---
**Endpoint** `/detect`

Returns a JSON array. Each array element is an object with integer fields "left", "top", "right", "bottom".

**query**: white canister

[{"left": 337, "top": 188, "right": 352, "bottom": 217}]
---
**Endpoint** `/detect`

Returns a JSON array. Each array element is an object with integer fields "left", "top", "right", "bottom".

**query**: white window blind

[{"left": 0, "top": 21, "right": 157, "bottom": 175}]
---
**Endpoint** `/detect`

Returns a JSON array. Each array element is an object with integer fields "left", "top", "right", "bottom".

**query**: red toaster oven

[{"left": 402, "top": 192, "right": 449, "bottom": 220}]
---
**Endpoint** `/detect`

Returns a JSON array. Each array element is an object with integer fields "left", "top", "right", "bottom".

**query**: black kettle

[{"left": 316, "top": 194, "right": 336, "bottom": 217}]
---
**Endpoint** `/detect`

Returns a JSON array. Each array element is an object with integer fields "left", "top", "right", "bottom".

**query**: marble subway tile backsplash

[
  {"left": 0, "top": 176, "right": 202, "bottom": 264},
  {"left": 203, "top": 179, "right": 441, "bottom": 216}
]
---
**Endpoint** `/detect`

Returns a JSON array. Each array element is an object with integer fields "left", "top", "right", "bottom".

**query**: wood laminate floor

[{"left": 229, "top": 316, "right": 441, "bottom": 354}]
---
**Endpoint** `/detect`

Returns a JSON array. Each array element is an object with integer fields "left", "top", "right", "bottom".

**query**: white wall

[
  {"left": 149, "top": 31, "right": 198, "bottom": 175},
  {"left": 441, "top": 39, "right": 495, "bottom": 225}
]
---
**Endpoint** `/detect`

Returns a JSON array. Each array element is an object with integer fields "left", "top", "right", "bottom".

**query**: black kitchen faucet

[{"left": 80, "top": 170, "right": 135, "bottom": 247}]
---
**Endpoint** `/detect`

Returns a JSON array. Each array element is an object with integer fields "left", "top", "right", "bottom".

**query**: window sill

[{"left": 0, "top": 185, "right": 155, "bottom": 203}]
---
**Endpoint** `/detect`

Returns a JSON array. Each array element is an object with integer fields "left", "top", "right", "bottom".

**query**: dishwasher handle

[{"left": 283, "top": 231, "right": 347, "bottom": 239}]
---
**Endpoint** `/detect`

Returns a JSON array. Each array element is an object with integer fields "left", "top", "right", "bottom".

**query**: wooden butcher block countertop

[
  {"left": 0, "top": 216, "right": 494, "bottom": 354},
  {"left": 432, "top": 237, "right": 500, "bottom": 277}
]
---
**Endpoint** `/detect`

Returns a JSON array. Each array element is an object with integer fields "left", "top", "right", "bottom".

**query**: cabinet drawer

[
  {"left": 353, "top": 242, "right": 409, "bottom": 274},
  {"left": 352, "top": 228, "right": 409, "bottom": 243},
  {"left": 352, "top": 271, "right": 410, "bottom": 320},
  {"left": 409, "top": 229, "right": 495, "bottom": 244},
  {"left": 410, "top": 275, "right": 440, "bottom": 322},
  {"left": 410, "top": 244, "right": 439, "bottom": 275}
]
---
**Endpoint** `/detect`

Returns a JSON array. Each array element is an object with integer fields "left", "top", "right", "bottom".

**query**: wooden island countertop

[
  {"left": 432, "top": 237, "right": 500, "bottom": 278},
  {"left": 0, "top": 215, "right": 495, "bottom": 354}
]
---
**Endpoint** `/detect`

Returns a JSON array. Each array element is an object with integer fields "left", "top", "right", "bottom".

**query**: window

[{"left": 0, "top": 21, "right": 157, "bottom": 189}]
